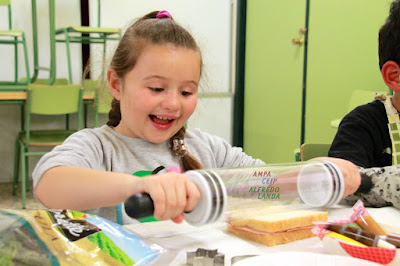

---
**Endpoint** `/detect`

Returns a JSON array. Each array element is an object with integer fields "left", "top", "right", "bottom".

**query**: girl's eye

[
  {"left": 149, "top": 87, "right": 164, "bottom": 92},
  {"left": 181, "top": 91, "right": 192, "bottom": 96}
]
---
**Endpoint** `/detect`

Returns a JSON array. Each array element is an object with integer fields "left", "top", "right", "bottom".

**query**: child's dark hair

[
  {"left": 107, "top": 10, "right": 203, "bottom": 171},
  {"left": 379, "top": 0, "right": 400, "bottom": 69}
]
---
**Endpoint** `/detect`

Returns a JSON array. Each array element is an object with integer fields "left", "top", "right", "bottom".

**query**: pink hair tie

[{"left": 156, "top": 10, "right": 171, "bottom": 19}]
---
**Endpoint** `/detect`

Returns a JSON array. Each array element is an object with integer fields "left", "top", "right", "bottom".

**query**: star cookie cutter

[{"left": 186, "top": 248, "right": 225, "bottom": 266}]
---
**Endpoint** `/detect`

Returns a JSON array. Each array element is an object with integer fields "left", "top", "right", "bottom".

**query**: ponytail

[
  {"left": 107, "top": 98, "right": 121, "bottom": 127},
  {"left": 170, "top": 127, "right": 203, "bottom": 171}
]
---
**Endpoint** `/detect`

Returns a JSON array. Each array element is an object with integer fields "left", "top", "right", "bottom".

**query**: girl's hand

[
  {"left": 137, "top": 172, "right": 201, "bottom": 223},
  {"left": 311, "top": 157, "right": 361, "bottom": 198}
]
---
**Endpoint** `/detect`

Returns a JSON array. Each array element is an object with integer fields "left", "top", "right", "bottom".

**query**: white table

[{"left": 124, "top": 205, "right": 400, "bottom": 265}]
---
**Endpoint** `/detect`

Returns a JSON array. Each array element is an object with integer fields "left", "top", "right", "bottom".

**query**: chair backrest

[
  {"left": 300, "top": 143, "right": 331, "bottom": 161},
  {"left": 97, "top": 90, "right": 112, "bottom": 114},
  {"left": 84, "top": 79, "right": 112, "bottom": 114},
  {"left": 25, "top": 84, "right": 84, "bottom": 133},
  {"left": 19, "top": 78, "right": 69, "bottom": 85},
  {"left": 0, "top": 0, "right": 11, "bottom": 30}
]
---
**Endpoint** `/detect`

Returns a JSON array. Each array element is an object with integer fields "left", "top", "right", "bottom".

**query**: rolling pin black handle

[
  {"left": 124, "top": 193, "right": 193, "bottom": 219},
  {"left": 124, "top": 193, "right": 154, "bottom": 219}
]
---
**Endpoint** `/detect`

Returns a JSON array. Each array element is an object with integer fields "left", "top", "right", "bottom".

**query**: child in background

[
  {"left": 329, "top": 0, "right": 400, "bottom": 168},
  {"left": 328, "top": 0, "right": 400, "bottom": 208},
  {"left": 33, "top": 10, "right": 361, "bottom": 224}
]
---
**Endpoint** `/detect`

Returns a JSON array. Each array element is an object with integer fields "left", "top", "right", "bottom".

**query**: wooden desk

[
  {"left": 0, "top": 92, "right": 26, "bottom": 100},
  {"left": 0, "top": 91, "right": 95, "bottom": 101},
  {"left": 0, "top": 91, "right": 96, "bottom": 128}
]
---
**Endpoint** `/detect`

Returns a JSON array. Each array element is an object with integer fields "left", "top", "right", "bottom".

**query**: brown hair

[{"left": 107, "top": 10, "right": 203, "bottom": 171}]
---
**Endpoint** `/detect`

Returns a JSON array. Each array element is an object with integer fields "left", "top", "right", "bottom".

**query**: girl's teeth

[{"left": 156, "top": 116, "right": 170, "bottom": 121}]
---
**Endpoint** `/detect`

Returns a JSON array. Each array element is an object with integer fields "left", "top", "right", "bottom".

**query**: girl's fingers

[
  {"left": 161, "top": 180, "right": 179, "bottom": 220},
  {"left": 140, "top": 173, "right": 201, "bottom": 221},
  {"left": 171, "top": 213, "right": 185, "bottom": 224},
  {"left": 148, "top": 183, "right": 166, "bottom": 220},
  {"left": 184, "top": 178, "right": 201, "bottom": 212},
  {"left": 175, "top": 179, "right": 187, "bottom": 213}
]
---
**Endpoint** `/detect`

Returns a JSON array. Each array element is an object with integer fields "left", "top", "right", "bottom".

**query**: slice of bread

[
  {"left": 227, "top": 209, "right": 328, "bottom": 246},
  {"left": 228, "top": 225, "right": 317, "bottom": 246}
]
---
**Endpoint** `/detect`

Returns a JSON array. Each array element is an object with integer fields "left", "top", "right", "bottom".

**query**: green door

[
  {"left": 305, "top": 0, "right": 391, "bottom": 144},
  {"left": 244, "top": 0, "right": 306, "bottom": 163},
  {"left": 244, "top": 0, "right": 391, "bottom": 163}
]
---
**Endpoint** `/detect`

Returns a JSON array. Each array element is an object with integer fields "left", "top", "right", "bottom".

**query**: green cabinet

[{"left": 244, "top": 0, "right": 390, "bottom": 163}]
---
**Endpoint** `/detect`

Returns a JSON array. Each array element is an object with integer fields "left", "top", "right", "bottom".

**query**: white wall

[{"left": 0, "top": 0, "right": 235, "bottom": 183}]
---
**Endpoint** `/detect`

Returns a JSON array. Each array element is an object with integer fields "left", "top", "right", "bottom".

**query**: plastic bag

[{"left": 0, "top": 209, "right": 159, "bottom": 265}]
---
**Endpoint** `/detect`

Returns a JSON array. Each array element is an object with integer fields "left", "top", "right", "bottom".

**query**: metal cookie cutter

[{"left": 186, "top": 248, "right": 225, "bottom": 266}]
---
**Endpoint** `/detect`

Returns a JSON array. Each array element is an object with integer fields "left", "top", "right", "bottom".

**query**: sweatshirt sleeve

[
  {"left": 32, "top": 129, "right": 105, "bottom": 189},
  {"left": 187, "top": 128, "right": 266, "bottom": 168},
  {"left": 342, "top": 166, "right": 400, "bottom": 209},
  {"left": 206, "top": 131, "right": 266, "bottom": 168}
]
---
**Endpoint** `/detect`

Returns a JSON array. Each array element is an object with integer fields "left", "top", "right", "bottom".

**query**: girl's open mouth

[{"left": 149, "top": 115, "right": 174, "bottom": 125}]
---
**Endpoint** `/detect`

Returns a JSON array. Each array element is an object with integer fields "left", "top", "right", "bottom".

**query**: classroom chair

[
  {"left": 20, "top": 78, "right": 69, "bottom": 85},
  {"left": 3, "top": 1, "right": 66, "bottom": 87},
  {"left": 300, "top": 143, "right": 331, "bottom": 161},
  {"left": 331, "top": 90, "right": 388, "bottom": 128},
  {"left": 294, "top": 148, "right": 301, "bottom": 161},
  {"left": 83, "top": 79, "right": 112, "bottom": 127},
  {"left": 48, "top": 0, "right": 121, "bottom": 84},
  {"left": 19, "top": 78, "right": 72, "bottom": 130},
  {"left": 0, "top": 0, "right": 30, "bottom": 89},
  {"left": 13, "top": 84, "right": 84, "bottom": 208}
]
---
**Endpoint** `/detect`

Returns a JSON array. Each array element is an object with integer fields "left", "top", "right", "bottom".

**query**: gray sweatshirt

[{"left": 33, "top": 125, "right": 265, "bottom": 223}]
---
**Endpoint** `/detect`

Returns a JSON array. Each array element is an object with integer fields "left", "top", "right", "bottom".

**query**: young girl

[
  {"left": 32, "top": 10, "right": 265, "bottom": 224},
  {"left": 33, "top": 10, "right": 363, "bottom": 224}
]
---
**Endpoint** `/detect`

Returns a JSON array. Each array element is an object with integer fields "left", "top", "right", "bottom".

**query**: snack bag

[
  {"left": 312, "top": 201, "right": 399, "bottom": 265},
  {"left": 350, "top": 200, "right": 387, "bottom": 235},
  {"left": 0, "top": 209, "right": 158, "bottom": 265}
]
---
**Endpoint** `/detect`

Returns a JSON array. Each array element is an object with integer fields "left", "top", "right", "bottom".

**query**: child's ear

[
  {"left": 107, "top": 68, "right": 122, "bottom": 100},
  {"left": 381, "top": 61, "right": 400, "bottom": 92}
]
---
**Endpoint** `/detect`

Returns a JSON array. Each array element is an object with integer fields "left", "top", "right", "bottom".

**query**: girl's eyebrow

[
  {"left": 144, "top": 75, "right": 166, "bottom": 80},
  {"left": 183, "top": 80, "right": 199, "bottom": 87},
  {"left": 144, "top": 75, "right": 198, "bottom": 86}
]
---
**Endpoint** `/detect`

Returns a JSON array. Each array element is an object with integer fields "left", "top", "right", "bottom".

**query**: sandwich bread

[{"left": 227, "top": 209, "right": 328, "bottom": 246}]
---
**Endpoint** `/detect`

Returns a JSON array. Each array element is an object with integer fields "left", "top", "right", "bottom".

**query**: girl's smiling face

[{"left": 109, "top": 44, "right": 201, "bottom": 143}]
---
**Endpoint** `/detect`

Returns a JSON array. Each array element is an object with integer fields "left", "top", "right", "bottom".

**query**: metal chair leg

[
  {"left": 22, "top": 33, "right": 31, "bottom": 84},
  {"left": 13, "top": 139, "right": 20, "bottom": 196},
  {"left": 95, "top": 103, "right": 99, "bottom": 128},
  {"left": 21, "top": 145, "right": 26, "bottom": 209},
  {"left": 24, "top": 148, "right": 29, "bottom": 192},
  {"left": 84, "top": 104, "right": 88, "bottom": 128},
  {"left": 14, "top": 38, "right": 18, "bottom": 84},
  {"left": 64, "top": 29, "right": 73, "bottom": 84}
]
